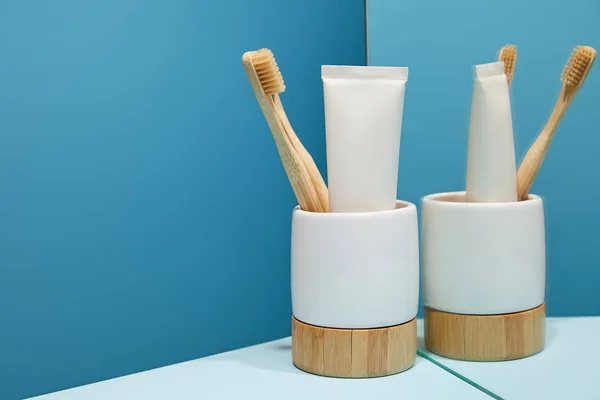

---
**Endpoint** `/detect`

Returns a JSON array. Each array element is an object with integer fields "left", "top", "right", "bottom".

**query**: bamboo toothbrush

[
  {"left": 242, "top": 49, "right": 324, "bottom": 212},
  {"left": 516, "top": 45, "right": 597, "bottom": 201},
  {"left": 261, "top": 50, "right": 329, "bottom": 212},
  {"left": 499, "top": 44, "right": 517, "bottom": 87}
]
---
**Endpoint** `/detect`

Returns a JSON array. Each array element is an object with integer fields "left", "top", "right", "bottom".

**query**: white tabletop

[
  {"left": 419, "top": 317, "right": 600, "bottom": 400},
  {"left": 30, "top": 321, "right": 488, "bottom": 400},
  {"left": 29, "top": 317, "right": 599, "bottom": 399}
]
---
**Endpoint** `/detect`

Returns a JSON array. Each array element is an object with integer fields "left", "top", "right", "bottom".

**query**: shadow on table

[
  {"left": 417, "top": 336, "right": 427, "bottom": 352},
  {"left": 545, "top": 320, "right": 556, "bottom": 347},
  {"left": 215, "top": 338, "right": 425, "bottom": 376},
  {"left": 214, "top": 339, "right": 300, "bottom": 375}
]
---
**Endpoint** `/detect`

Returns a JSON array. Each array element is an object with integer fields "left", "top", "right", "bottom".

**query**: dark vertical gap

[{"left": 364, "top": 0, "right": 369, "bottom": 65}]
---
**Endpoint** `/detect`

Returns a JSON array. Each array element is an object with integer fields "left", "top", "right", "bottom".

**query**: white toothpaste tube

[
  {"left": 466, "top": 62, "right": 517, "bottom": 203},
  {"left": 322, "top": 65, "right": 408, "bottom": 213}
]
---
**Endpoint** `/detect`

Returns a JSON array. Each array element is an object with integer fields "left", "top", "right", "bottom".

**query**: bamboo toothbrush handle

[
  {"left": 517, "top": 45, "right": 596, "bottom": 201},
  {"left": 273, "top": 96, "right": 329, "bottom": 212},
  {"left": 242, "top": 56, "right": 322, "bottom": 212},
  {"left": 255, "top": 91, "right": 308, "bottom": 208},
  {"left": 264, "top": 95, "right": 323, "bottom": 212},
  {"left": 516, "top": 97, "right": 569, "bottom": 200}
]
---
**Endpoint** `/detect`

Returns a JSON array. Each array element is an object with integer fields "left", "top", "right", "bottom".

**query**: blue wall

[
  {"left": 0, "top": 1, "right": 365, "bottom": 398},
  {"left": 368, "top": 0, "right": 600, "bottom": 317}
]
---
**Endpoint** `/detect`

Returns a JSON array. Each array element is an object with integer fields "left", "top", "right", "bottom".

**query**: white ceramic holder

[
  {"left": 421, "top": 191, "right": 546, "bottom": 361},
  {"left": 290, "top": 200, "right": 419, "bottom": 377}
]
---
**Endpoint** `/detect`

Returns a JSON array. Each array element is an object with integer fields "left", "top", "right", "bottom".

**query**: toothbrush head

[
  {"left": 562, "top": 45, "right": 596, "bottom": 91},
  {"left": 498, "top": 44, "right": 517, "bottom": 86},
  {"left": 250, "top": 48, "right": 286, "bottom": 96}
]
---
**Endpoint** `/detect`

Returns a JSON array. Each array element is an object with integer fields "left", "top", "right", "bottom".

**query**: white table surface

[
  {"left": 419, "top": 317, "right": 600, "bottom": 400},
  {"left": 29, "top": 317, "right": 599, "bottom": 399},
  {"left": 30, "top": 320, "right": 488, "bottom": 400}
]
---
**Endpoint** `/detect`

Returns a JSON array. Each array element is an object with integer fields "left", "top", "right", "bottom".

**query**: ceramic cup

[
  {"left": 291, "top": 200, "right": 419, "bottom": 329},
  {"left": 421, "top": 191, "right": 545, "bottom": 315}
]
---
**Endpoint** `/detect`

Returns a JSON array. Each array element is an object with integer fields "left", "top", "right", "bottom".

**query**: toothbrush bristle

[
  {"left": 252, "top": 48, "right": 286, "bottom": 95},
  {"left": 562, "top": 45, "right": 597, "bottom": 88},
  {"left": 499, "top": 44, "right": 516, "bottom": 78}
]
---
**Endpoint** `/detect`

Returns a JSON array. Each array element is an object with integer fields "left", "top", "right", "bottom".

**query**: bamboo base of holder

[
  {"left": 291, "top": 316, "right": 416, "bottom": 378},
  {"left": 424, "top": 303, "right": 545, "bottom": 361}
]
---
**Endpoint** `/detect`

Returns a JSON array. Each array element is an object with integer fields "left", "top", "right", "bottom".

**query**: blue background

[
  {"left": 368, "top": 0, "right": 600, "bottom": 317},
  {"left": 0, "top": 1, "right": 365, "bottom": 398}
]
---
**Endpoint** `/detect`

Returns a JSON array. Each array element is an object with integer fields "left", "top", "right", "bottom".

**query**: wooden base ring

[
  {"left": 291, "top": 316, "right": 416, "bottom": 378},
  {"left": 424, "top": 303, "right": 545, "bottom": 361}
]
